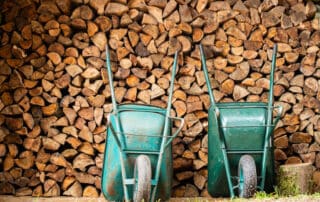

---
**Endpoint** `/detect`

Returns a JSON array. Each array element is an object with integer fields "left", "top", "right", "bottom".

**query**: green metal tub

[
  {"left": 101, "top": 104, "right": 174, "bottom": 201},
  {"left": 101, "top": 46, "right": 184, "bottom": 202},
  {"left": 200, "top": 44, "right": 283, "bottom": 198},
  {"left": 207, "top": 102, "right": 277, "bottom": 197}
]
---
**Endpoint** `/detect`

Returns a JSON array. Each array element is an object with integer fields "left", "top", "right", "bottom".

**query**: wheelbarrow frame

[
  {"left": 101, "top": 45, "right": 184, "bottom": 202},
  {"left": 200, "top": 44, "right": 283, "bottom": 198}
]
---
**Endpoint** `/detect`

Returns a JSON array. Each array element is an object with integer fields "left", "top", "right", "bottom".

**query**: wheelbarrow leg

[
  {"left": 214, "top": 110, "right": 235, "bottom": 198},
  {"left": 151, "top": 51, "right": 179, "bottom": 202},
  {"left": 221, "top": 147, "right": 235, "bottom": 198},
  {"left": 121, "top": 154, "right": 131, "bottom": 201},
  {"left": 107, "top": 118, "right": 131, "bottom": 201},
  {"left": 105, "top": 45, "right": 130, "bottom": 201},
  {"left": 259, "top": 142, "right": 269, "bottom": 190},
  {"left": 260, "top": 44, "right": 278, "bottom": 191}
]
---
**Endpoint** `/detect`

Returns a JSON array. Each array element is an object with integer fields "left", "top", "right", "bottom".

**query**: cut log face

[
  {"left": 0, "top": 0, "right": 320, "bottom": 197},
  {"left": 278, "top": 163, "right": 313, "bottom": 196}
]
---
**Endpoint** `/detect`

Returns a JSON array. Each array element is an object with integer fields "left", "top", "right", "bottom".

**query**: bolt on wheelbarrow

[
  {"left": 101, "top": 45, "right": 184, "bottom": 202},
  {"left": 200, "top": 44, "right": 283, "bottom": 198}
]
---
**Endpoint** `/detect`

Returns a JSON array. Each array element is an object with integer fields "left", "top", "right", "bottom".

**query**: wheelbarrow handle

[
  {"left": 264, "top": 105, "right": 283, "bottom": 141},
  {"left": 164, "top": 116, "right": 185, "bottom": 148}
]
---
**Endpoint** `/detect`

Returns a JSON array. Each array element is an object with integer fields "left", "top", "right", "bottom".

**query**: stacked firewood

[{"left": 0, "top": 0, "right": 319, "bottom": 197}]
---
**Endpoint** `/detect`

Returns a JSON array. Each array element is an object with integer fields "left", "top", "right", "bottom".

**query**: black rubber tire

[
  {"left": 133, "top": 155, "right": 152, "bottom": 202},
  {"left": 238, "top": 155, "right": 257, "bottom": 198}
]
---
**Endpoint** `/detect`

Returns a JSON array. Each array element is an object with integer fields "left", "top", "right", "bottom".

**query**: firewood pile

[{"left": 0, "top": 0, "right": 319, "bottom": 197}]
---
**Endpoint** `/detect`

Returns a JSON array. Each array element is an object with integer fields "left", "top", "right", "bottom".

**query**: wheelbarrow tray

[
  {"left": 207, "top": 102, "right": 275, "bottom": 196},
  {"left": 101, "top": 104, "right": 172, "bottom": 201}
]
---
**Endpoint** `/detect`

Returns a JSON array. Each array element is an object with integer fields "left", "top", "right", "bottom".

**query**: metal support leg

[
  {"left": 151, "top": 51, "right": 179, "bottom": 202},
  {"left": 259, "top": 141, "right": 269, "bottom": 191},
  {"left": 222, "top": 148, "right": 235, "bottom": 198},
  {"left": 105, "top": 45, "right": 130, "bottom": 201}
]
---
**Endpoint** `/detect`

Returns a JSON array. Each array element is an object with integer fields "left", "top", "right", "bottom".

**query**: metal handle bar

[
  {"left": 216, "top": 105, "right": 282, "bottom": 128},
  {"left": 220, "top": 124, "right": 277, "bottom": 128},
  {"left": 200, "top": 44, "right": 278, "bottom": 114},
  {"left": 112, "top": 108, "right": 169, "bottom": 114},
  {"left": 199, "top": 45, "right": 219, "bottom": 113},
  {"left": 106, "top": 131, "right": 177, "bottom": 138},
  {"left": 107, "top": 114, "right": 184, "bottom": 150},
  {"left": 265, "top": 43, "right": 278, "bottom": 139},
  {"left": 215, "top": 105, "right": 281, "bottom": 109},
  {"left": 105, "top": 45, "right": 118, "bottom": 112},
  {"left": 105, "top": 45, "right": 178, "bottom": 113}
]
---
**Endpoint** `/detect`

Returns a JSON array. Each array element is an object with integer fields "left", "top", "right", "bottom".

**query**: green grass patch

[{"left": 254, "top": 191, "right": 278, "bottom": 199}]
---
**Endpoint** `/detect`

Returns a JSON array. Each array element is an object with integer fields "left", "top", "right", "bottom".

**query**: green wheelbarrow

[
  {"left": 101, "top": 46, "right": 184, "bottom": 202},
  {"left": 200, "top": 44, "right": 283, "bottom": 198}
]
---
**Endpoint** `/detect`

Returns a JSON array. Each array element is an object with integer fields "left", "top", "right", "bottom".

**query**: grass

[
  {"left": 275, "top": 171, "right": 301, "bottom": 197},
  {"left": 254, "top": 191, "right": 278, "bottom": 199},
  {"left": 252, "top": 190, "right": 320, "bottom": 200},
  {"left": 168, "top": 191, "right": 320, "bottom": 202}
]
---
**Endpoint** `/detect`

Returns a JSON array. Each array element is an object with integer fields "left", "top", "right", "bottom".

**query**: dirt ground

[{"left": 1, "top": 196, "right": 320, "bottom": 202}]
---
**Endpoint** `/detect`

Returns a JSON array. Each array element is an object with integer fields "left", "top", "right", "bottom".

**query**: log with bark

[{"left": 277, "top": 163, "right": 313, "bottom": 196}]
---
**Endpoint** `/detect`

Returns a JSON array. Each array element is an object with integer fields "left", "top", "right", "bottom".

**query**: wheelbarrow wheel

[
  {"left": 238, "top": 155, "right": 257, "bottom": 198},
  {"left": 133, "top": 155, "right": 151, "bottom": 202}
]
